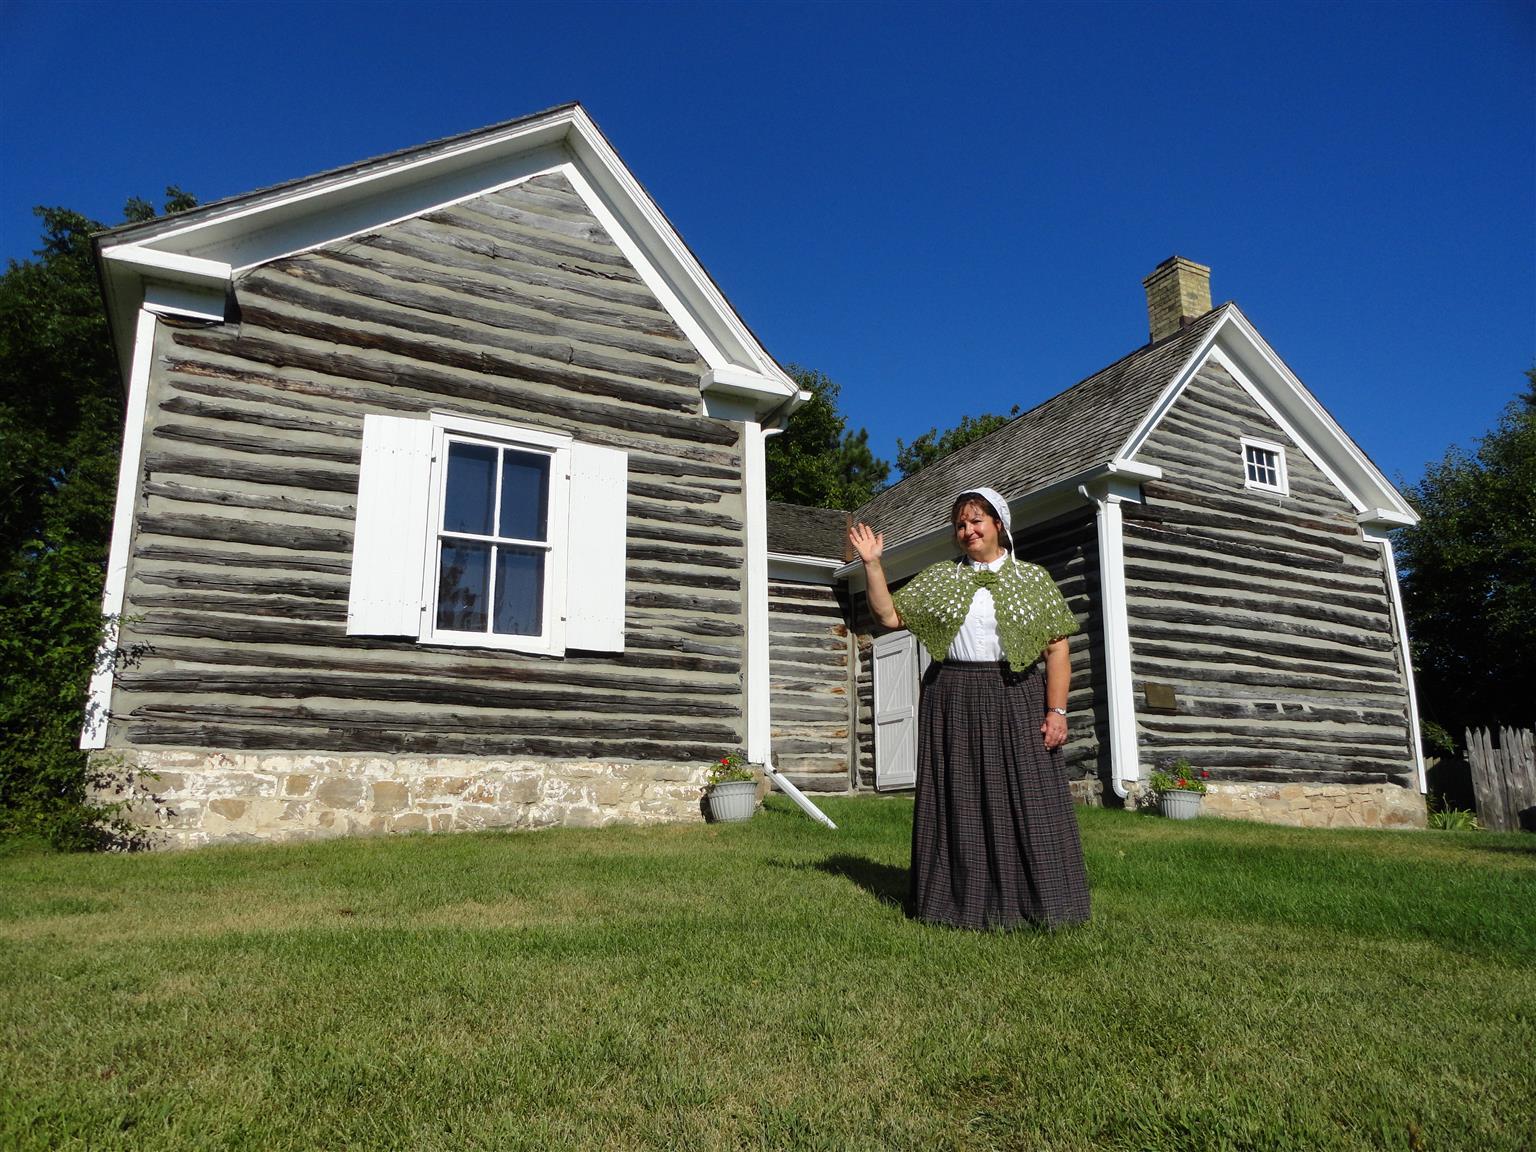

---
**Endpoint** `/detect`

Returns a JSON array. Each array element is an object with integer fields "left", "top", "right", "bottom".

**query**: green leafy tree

[
  {"left": 1397, "top": 370, "right": 1536, "bottom": 743},
  {"left": 765, "top": 366, "right": 889, "bottom": 510},
  {"left": 895, "top": 407, "right": 1021, "bottom": 478},
  {"left": 0, "top": 190, "right": 192, "bottom": 847}
]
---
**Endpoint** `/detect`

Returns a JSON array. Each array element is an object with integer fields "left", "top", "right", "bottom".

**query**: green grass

[{"left": 2, "top": 799, "right": 1533, "bottom": 1151}]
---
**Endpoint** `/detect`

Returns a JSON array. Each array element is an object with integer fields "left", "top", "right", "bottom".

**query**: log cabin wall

[
  {"left": 767, "top": 580, "right": 856, "bottom": 792},
  {"left": 106, "top": 172, "right": 749, "bottom": 845},
  {"left": 1124, "top": 359, "right": 1421, "bottom": 822}
]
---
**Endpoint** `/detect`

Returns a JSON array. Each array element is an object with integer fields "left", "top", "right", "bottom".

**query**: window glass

[
  {"left": 437, "top": 540, "right": 490, "bottom": 631},
  {"left": 499, "top": 449, "right": 550, "bottom": 541},
  {"left": 493, "top": 546, "right": 546, "bottom": 635},
  {"left": 1244, "top": 444, "right": 1280, "bottom": 489},
  {"left": 444, "top": 442, "right": 497, "bottom": 535}
]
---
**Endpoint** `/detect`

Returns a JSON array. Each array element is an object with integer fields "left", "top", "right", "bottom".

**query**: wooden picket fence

[{"left": 1465, "top": 727, "right": 1536, "bottom": 832}]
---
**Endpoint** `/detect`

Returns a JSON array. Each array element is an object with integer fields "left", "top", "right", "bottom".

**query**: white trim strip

[
  {"left": 81, "top": 309, "right": 158, "bottom": 749},
  {"left": 1089, "top": 494, "right": 1138, "bottom": 799},
  {"left": 1366, "top": 528, "right": 1428, "bottom": 793},
  {"left": 742, "top": 422, "right": 772, "bottom": 764}
]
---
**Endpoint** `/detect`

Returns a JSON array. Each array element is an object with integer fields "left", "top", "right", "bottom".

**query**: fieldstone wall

[
  {"left": 94, "top": 749, "right": 716, "bottom": 850},
  {"left": 1197, "top": 781, "right": 1425, "bottom": 828}
]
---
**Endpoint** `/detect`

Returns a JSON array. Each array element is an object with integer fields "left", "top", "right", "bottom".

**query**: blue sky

[{"left": 3, "top": 0, "right": 1531, "bottom": 489}]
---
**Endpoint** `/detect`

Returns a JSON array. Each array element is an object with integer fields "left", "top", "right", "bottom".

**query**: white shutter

[
  {"left": 564, "top": 440, "right": 628, "bottom": 652},
  {"left": 346, "top": 415, "right": 434, "bottom": 636},
  {"left": 874, "top": 630, "right": 921, "bottom": 791}
]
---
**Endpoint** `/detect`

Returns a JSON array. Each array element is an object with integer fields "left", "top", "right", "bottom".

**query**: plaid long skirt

[{"left": 908, "top": 660, "right": 1091, "bottom": 930}]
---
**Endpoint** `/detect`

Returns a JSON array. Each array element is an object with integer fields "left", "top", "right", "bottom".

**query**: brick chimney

[{"left": 1142, "top": 256, "right": 1212, "bottom": 343}]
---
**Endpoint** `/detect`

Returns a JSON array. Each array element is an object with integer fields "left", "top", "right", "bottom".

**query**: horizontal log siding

[
  {"left": 847, "top": 513, "right": 1102, "bottom": 793},
  {"left": 768, "top": 581, "right": 855, "bottom": 791},
  {"left": 1125, "top": 361, "right": 1414, "bottom": 785},
  {"left": 111, "top": 172, "right": 747, "bottom": 763}
]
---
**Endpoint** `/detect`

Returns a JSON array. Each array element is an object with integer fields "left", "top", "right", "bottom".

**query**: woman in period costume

[{"left": 849, "top": 487, "right": 1091, "bottom": 929}]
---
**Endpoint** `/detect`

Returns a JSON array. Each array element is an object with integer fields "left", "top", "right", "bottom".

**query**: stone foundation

[
  {"left": 94, "top": 749, "right": 716, "bottom": 850},
  {"left": 1185, "top": 780, "right": 1426, "bottom": 829}
]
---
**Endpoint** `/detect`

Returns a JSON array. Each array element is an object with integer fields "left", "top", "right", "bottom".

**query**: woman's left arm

[{"left": 1039, "top": 636, "right": 1071, "bottom": 750}]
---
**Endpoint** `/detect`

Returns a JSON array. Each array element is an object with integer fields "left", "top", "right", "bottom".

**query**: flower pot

[
  {"left": 1158, "top": 789, "right": 1204, "bottom": 820},
  {"left": 706, "top": 780, "right": 758, "bottom": 822}
]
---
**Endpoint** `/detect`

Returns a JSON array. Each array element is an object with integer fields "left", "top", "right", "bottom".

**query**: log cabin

[
  {"left": 86, "top": 104, "right": 809, "bottom": 846},
  {"left": 769, "top": 258, "right": 1428, "bottom": 828}
]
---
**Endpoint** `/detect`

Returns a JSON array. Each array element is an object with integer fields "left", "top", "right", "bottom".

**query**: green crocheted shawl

[{"left": 891, "top": 557, "right": 1079, "bottom": 672}]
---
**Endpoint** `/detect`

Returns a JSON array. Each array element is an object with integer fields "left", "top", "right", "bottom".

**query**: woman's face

[{"left": 953, "top": 501, "right": 1005, "bottom": 562}]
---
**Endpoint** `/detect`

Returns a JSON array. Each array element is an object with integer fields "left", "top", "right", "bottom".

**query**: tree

[
  {"left": 895, "top": 407, "right": 1021, "bottom": 478},
  {"left": 764, "top": 366, "right": 889, "bottom": 510},
  {"left": 0, "top": 189, "right": 193, "bottom": 847},
  {"left": 1397, "top": 369, "right": 1536, "bottom": 744}
]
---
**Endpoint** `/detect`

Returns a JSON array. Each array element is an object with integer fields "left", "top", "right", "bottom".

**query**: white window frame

[
  {"left": 420, "top": 413, "right": 572, "bottom": 655},
  {"left": 1240, "top": 436, "right": 1289, "bottom": 495},
  {"left": 347, "top": 411, "right": 627, "bottom": 655}
]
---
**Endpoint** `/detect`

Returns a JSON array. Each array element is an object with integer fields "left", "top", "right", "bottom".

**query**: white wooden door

[{"left": 874, "top": 631, "right": 925, "bottom": 791}]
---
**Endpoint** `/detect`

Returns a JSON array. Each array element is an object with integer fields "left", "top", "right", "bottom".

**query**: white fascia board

[
  {"left": 835, "top": 460, "right": 1154, "bottom": 585},
  {"left": 560, "top": 108, "right": 795, "bottom": 392},
  {"left": 1358, "top": 507, "right": 1418, "bottom": 529},
  {"left": 768, "top": 553, "right": 842, "bottom": 584}
]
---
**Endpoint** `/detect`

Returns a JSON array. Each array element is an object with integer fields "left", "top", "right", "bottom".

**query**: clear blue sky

[{"left": 3, "top": 0, "right": 1531, "bottom": 489}]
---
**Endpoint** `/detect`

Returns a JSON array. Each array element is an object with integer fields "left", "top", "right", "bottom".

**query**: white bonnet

[{"left": 952, "top": 486, "right": 1012, "bottom": 540}]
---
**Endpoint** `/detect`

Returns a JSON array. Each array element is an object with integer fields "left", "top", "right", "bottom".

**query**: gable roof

[
  {"left": 855, "top": 306, "right": 1229, "bottom": 545},
  {"left": 93, "top": 102, "right": 801, "bottom": 421},
  {"left": 849, "top": 301, "right": 1415, "bottom": 571}
]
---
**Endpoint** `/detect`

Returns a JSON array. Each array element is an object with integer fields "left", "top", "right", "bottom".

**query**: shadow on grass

[{"left": 815, "top": 854, "right": 909, "bottom": 908}]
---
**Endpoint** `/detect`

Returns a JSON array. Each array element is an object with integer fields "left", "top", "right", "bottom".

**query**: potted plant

[
  {"left": 1149, "top": 756, "right": 1211, "bottom": 820},
  {"left": 704, "top": 753, "right": 758, "bottom": 822}
]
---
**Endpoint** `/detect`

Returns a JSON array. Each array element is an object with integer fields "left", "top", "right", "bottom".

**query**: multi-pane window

[
  {"left": 435, "top": 437, "right": 553, "bottom": 638},
  {"left": 1240, "top": 437, "right": 1288, "bottom": 494}
]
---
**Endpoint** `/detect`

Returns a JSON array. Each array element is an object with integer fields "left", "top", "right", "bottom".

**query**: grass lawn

[{"left": 2, "top": 798, "right": 1533, "bottom": 1151}]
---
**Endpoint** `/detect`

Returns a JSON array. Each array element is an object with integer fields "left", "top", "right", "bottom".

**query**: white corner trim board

[
  {"left": 1078, "top": 483, "right": 1138, "bottom": 798},
  {"left": 1364, "top": 526, "right": 1428, "bottom": 793},
  {"left": 81, "top": 309, "right": 160, "bottom": 749}
]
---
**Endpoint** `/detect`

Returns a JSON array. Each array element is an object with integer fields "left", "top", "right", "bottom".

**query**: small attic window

[{"left": 1240, "top": 438, "right": 1288, "bottom": 495}]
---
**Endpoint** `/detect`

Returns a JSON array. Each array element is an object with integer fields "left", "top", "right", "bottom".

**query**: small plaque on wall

[{"left": 1144, "top": 682, "right": 1178, "bottom": 714}]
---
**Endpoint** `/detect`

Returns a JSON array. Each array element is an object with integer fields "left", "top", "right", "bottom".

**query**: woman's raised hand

[{"left": 849, "top": 522, "right": 884, "bottom": 565}]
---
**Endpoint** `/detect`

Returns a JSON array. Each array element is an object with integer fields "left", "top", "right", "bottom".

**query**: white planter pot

[
  {"left": 1158, "top": 789, "right": 1204, "bottom": 820},
  {"left": 707, "top": 780, "right": 757, "bottom": 822}
]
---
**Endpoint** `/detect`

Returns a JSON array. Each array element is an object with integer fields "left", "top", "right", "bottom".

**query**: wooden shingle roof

[
  {"left": 853, "top": 305, "right": 1231, "bottom": 543},
  {"left": 767, "top": 501, "right": 850, "bottom": 561}
]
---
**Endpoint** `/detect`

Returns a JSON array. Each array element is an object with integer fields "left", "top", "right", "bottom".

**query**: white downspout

[
  {"left": 745, "top": 421, "right": 836, "bottom": 829},
  {"left": 1079, "top": 485, "right": 1139, "bottom": 799}
]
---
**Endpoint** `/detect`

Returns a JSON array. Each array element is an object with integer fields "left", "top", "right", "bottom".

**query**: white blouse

[{"left": 945, "top": 552, "right": 1009, "bottom": 662}]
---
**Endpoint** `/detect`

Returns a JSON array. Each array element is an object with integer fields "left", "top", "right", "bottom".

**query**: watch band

[{"left": 1046, "top": 706, "right": 1067, "bottom": 717}]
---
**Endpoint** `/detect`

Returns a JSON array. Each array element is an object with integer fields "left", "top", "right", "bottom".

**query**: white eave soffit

[
  {"left": 1117, "top": 307, "right": 1417, "bottom": 526},
  {"left": 96, "top": 104, "right": 797, "bottom": 414}
]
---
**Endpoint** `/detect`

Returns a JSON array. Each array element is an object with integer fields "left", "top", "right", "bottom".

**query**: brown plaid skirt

[{"left": 909, "top": 660, "right": 1091, "bottom": 929}]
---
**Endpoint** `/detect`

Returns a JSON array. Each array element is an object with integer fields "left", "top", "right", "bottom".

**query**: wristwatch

[{"left": 1046, "top": 707, "right": 1067, "bottom": 717}]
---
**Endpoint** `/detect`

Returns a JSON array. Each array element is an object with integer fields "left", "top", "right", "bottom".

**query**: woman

[{"left": 849, "top": 487, "right": 1090, "bottom": 929}]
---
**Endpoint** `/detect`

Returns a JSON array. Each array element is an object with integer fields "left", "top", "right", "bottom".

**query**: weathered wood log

[
  {"left": 137, "top": 513, "right": 353, "bottom": 553},
  {"left": 135, "top": 542, "right": 353, "bottom": 575},
  {"left": 627, "top": 566, "right": 740, "bottom": 592},
  {"left": 141, "top": 479, "right": 355, "bottom": 522},
  {"left": 157, "top": 393, "right": 362, "bottom": 440},
  {"left": 119, "top": 671, "right": 741, "bottom": 717},
  {"left": 168, "top": 329, "right": 738, "bottom": 446},
  {"left": 121, "top": 720, "right": 731, "bottom": 763},
  {"left": 155, "top": 421, "right": 361, "bottom": 465},
  {"left": 316, "top": 245, "right": 689, "bottom": 342},
  {"left": 142, "top": 450, "right": 359, "bottom": 495},
  {"left": 1131, "top": 602, "right": 1396, "bottom": 650},
  {"left": 136, "top": 571, "right": 347, "bottom": 600},
  {"left": 274, "top": 254, "right": 699, "bottom": 363}
]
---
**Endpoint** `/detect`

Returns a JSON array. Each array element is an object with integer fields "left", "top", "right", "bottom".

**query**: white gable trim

[
  {"left": 95, "top": 105, "right": 798, "bottom": 420},
  {"left": 1117, "top": 308, "right": 1417, "bottom": 525}
]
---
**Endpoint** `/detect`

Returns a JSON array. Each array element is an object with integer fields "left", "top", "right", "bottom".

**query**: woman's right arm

[{"left": 849, "top": 522, "right": 902, "bottom": 630}]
